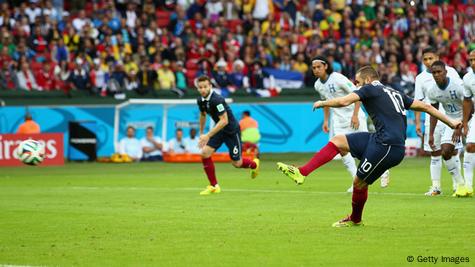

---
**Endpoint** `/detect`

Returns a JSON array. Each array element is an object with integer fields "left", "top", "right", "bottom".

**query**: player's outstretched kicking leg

[
  {"left": 277, "top": 136, "right": 343, "bottom": 185},
  {"left": 277, "top": 132, "right": 403, "bottom": 227}
]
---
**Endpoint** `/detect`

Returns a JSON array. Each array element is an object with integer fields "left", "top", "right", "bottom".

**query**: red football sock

[
  {"left": 240, "top": 158, "right": 257, "bottom": 169},
  {"left": 350, "top": 185, "right": 368, "bottom": 223},
  {"left": 298, "top": 142, "right": 340, "bottom": 176},
  {"left": 202, "top": 157, "right": 218, "bottom": 186}
]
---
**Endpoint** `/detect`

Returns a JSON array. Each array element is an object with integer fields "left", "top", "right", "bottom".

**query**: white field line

[{"left": 68, "top": 186, "right": 429, "bottom": 197}]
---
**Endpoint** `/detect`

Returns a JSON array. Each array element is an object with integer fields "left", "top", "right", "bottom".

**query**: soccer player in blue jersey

[
  {"left": 196, "top": 75, "right": 259, "bottom": 195},
  {"left": 277, "top": 66, "right": 462, "bottom": 227}
]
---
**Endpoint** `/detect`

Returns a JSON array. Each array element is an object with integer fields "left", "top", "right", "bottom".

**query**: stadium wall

[{"left": 0, "top": 104, "right": 418, "bottom": 157}]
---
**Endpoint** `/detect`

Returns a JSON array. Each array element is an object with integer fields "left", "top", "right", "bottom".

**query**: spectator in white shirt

[
  {"left": 141, "top": 126, "right": 163, "bottom": 161},
  {"left": 168, "top": 128, "right": 187, "bottom": 154},
  {"left": 72, "top": 10, "right": 89, "bottom": 32},
  {"left": 184, "top": 128, "right": 201, "bottom": 153},
  {"left": 119, "top": 126, "right": 142, "bottom": 161},
  {"left": 25, "top": 1, "right": 42, "bottom": 24}
]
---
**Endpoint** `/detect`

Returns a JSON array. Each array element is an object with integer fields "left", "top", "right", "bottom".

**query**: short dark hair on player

[
  {"left": 176, "top": 128, "right": 183, "bottom": 132},
  {"left": 197, "top": 75, "right": 212, "bottom": 83},
  {"left": 243, "top": 110, "right": 251, "bottom": 116},
  {"left": 430, "top": 60, "right": 446, "bottom": 69},
  {"left": 311, "top": 56, "right": 333, "bottom": 74},
  {"left": 422, "top": 46, "right": 438, "bottom": 56},
  {"left": 146, "top": 126, "right": 154, "bottom": 131},
  {"left": 356, "top": 66, "right": 380, "bottom": 80}
]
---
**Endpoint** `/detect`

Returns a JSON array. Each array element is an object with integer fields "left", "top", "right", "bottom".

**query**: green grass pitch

[{"left": 0, "top": 154, "right": 474, "bottom": 266}]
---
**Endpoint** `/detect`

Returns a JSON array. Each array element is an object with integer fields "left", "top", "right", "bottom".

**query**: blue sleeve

[
  {"left": 197, "top": 99, "right": 205, "bottom": 112},
  {"left": 213, "top": 98, "right": 227, "bottom": 116},
  {"left": 354, "top": 85, "right": 376, "bottom": 101},
  {"left": 402, "top": 94, "right": 414, "bottom": 110}
]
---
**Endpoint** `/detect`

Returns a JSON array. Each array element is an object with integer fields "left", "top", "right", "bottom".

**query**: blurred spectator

[
  {"left": 69, "top": 57, "right": 91, "bottom": 92},
  {"left": 35, "top": 61, "right": 55, "bottom": 91},
  {"left": 141, "top": 126, "right": 163, "bottom": 161},
  {"left": 16, "top": 61, "right": 39, "bottom": 91},
  {"left": 157, "top": 59, "right": 175, "bottom": 90},
  {"left": 239, "top": 110, "right": 260, "bottom": 156},
  {"left": 89, "top": 58, "right": 107, "bottom": 94},
  {"left": 0, "top": 61, "right": 16, "bottom": 90},
  {"left": 108, "top": 64, "right": 126, "bottom": 95},
  {"left": 53, "top": 60, "right": 72, "bottom": 92},
  {"left": 184, "top": 128, "right": 200, "bottom": 154},
  {"left": 167, "top": 128, "right": 187, "bottom": 154},
  {"left": 17, "top": 113, "right": 40, "bottom": 134},
  {"left": 137, "top": 60, "right": 157, "bottom": 95},
  {"left": 118, "top": 126, "right": 142, "bottom": 161},
  {"left": 212, "top": 59, "right": 233, "bottom": 97},
  {"left": 125, "top": 70, "right": 139, "bottom": 92},
  {"left": 0, "top": 0, "right": 471, "bottom": 94},
  {"left": 292, "top": 53, "right": 308, "bottom": 76},
  {"left": 174, "top": 61, "right": 187, "bottom": 93},
  {"left": 229, "top": 59, "right": 246, "bottom": 90}
]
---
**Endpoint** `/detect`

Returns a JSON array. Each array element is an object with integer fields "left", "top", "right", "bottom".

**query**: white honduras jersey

[
  {"left": 463, "top": 70, "right": 475, "bottom": 99},
  {"left": 314, "top": 72, "right": 366, "bottom": 127},
  {"left": 427, "top": 78, "right": 464, "bottom": 120},
  {"left": 414, "top": 66, "right": 462, "bottom": 125}
]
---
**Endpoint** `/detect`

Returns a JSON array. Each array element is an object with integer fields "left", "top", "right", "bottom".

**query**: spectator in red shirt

[
  {"left": 35, "top": 61, "right": 55, "bottom": 91},
  {"left": 399, "top": 53, "right": 418, "bottom": 78}
]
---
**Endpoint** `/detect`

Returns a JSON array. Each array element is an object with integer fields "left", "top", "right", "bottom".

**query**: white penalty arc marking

[{"left": 69, "top": 186, "right": 429, "bottom": 197}]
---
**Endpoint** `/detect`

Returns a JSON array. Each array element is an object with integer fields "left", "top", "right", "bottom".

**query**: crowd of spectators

[
  {"left": 118, "top": 125, "right": 201, "bottom": 161},
  {"left": 0, "top": 0, "right": 475, "bottom": 98}
]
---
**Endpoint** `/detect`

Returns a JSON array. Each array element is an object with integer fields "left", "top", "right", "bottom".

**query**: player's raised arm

[
  {"left": 409, "top": 99, "right": 461, "bottom": 130},
  {"left": 313, "top": 93, "right": 360, "bottom": 110}
]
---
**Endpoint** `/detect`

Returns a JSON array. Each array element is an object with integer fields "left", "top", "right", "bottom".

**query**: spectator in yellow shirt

[
  {"left": 157, "top": 60, "right": 176, "bottom": 90},
  {"left": 292, "top": 53, "right": 309, "bottom": 76}
]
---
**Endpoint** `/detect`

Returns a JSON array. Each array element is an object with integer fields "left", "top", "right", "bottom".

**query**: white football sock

[
  {"left": 430, "top": 156, "right": 442, "bottom": 188},
  {"left": 463, "top": 152, "right": 475, "bottom": 188},
  {"left": 341, "top": 153, "right": 357, "bottom": 178},
  {"left": 444, "top": 156, "right": 465, "bottom": 187},
  {"left": 453, "top": 152, "right": 462, "bottom": 190}
]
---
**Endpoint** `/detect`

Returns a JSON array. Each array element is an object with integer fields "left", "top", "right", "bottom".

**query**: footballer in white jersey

[
  {"left": 463, "top": 63, "right": 475, "bottom": 144},
  {"left": 462, "top": 50, "right": 475, "bottom": 195},
  {"left": 426, "top": 61, "right": 467, "bottom": 197},
  {"left": 414, "top": 47, "right": 464, "bottom": 196},
  {"left": 314, "top": 71, "right": 368, "bottom": 135},
  {"left": 415, "top": 65, "right": 462, "bottom": 151},
  {"left": 426, "top": 68, "right": 464, "bottom": 146}
]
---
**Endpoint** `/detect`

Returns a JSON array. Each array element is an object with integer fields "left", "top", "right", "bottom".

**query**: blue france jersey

[
  {"left": 197, "top": 91, "right": 240, "bottom": 134},
  {"left": 354, "top": 81, "right": 414, "bottom": 146}
]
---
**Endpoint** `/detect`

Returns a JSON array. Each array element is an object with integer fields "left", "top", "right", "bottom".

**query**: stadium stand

[{"left": 0, "top": 0, "right": 474, "bottom": 101}]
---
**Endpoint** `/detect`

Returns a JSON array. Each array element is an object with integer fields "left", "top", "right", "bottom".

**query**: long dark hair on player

[{"left": 311, "top": 56, "right": 333, "bottom": 75}]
